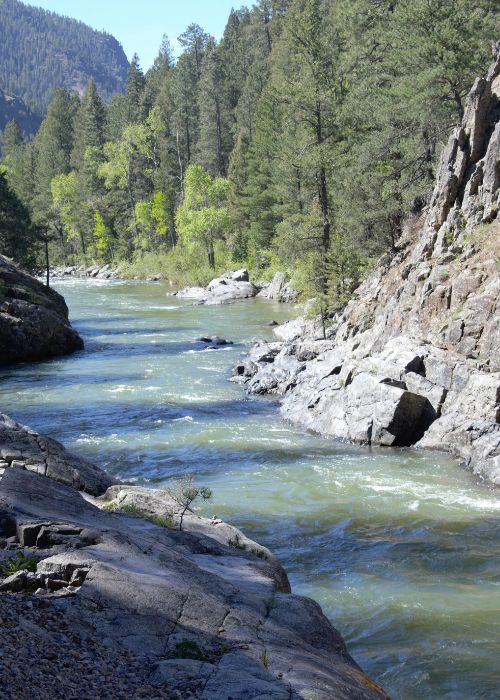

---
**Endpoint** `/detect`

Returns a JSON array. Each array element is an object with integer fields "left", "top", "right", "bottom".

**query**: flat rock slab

[{"left": 0, "top": 468, "right": 387, "bottom": 700}]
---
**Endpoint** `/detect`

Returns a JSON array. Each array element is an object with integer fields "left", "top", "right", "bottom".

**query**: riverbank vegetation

[{"left": 1, "top": 0, "right": 497, "bottom": 302}]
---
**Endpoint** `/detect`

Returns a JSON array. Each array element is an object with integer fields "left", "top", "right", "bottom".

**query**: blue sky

[{"left": 24, "top": 0, "right": 252, "bottom": 70}]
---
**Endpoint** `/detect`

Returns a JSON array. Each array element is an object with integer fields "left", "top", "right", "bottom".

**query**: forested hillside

[
  {"left": 1, "top": 0, "right": 498, "bottom": 306},
  {"left": 0, "top": 0, "right": 129, "bottom": 117},
  {"left": 0, "top": 88, "right": 40, "bottom": 137}
]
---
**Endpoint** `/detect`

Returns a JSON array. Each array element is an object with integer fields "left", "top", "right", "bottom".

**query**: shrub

[{"left": 2, "top": 552, "right": 38, "bottom": 576}]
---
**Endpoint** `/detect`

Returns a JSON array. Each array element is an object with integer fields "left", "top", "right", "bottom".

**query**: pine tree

[
  {"left": 0, "top": 170, "right": 37, "bottom": 266},
  {"left": 196, "top": 38, "right": 229, "bottom": 177},
  {"left": 71, "top": 79, "right": 105, "bottom": 171},
  {"left": 33, "top": 89, "right": 76, "bottom": 216},
  {"left": 124, "top": 54, "right": 146, "bottom": 125}
]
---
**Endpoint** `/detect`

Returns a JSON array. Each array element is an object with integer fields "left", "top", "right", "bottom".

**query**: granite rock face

[
  {"left": 0, "top": 466, "right": 388, "bottom": 700},
  {"left": 0, "top": 255, "right": 83, "bottom": 365},
  {"left": 0, "top": 413, "right": 114, "bottom": 496},
  {"left": 235, "top": 47, "right": 500, "bottom": 484},
  {"left": 258, "top": 272, "right": 299, "bottom": 303}
]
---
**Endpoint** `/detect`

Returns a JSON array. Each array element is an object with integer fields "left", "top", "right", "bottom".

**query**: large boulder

[
  {"left": 0, "top": 255, "right": 83, "bottom": 365},
  {"left": 258, "top": 272, "right": 299, "bottom": 303},
  {"left": 172, "top": 270, "right": 259, "bottom": 305}
]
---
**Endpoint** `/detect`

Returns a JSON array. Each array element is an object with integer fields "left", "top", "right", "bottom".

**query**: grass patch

[
  {"left": 2, "top": 552, "right": 38, "bottom": 576},
  {"left": 251, "top": 548, "right": 268, "bottom": 560},
  {"left": 102, "top": 502, "right": 174, "bottom": 528},
  {"left": 168, "top": 640, "right": 208, "bottom": 661},
  {"left": 227, "top": 534, "right": 247, "bottom": 550},
  {"left": 260, "top": 648, "right": 270, "bottom": 669}
]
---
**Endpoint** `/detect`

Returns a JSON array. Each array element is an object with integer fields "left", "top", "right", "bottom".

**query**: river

[{"left": 1, "top": 279, "right": 499, "bottom": 700}]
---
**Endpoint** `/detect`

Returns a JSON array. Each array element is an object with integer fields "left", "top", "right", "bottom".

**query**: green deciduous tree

[{"left": 175, "top": 164, "right": 230, "bottom": 268}]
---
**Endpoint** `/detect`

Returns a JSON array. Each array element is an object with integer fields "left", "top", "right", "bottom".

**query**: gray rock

[
  {"left": 235, "top": 48, "right": 500, "bottom": 481},
  {"left": 0, "top": 570, "right": 28, "bottom": 592},
  {"left": 0, "top": 413, "right": 114, "bottom": 496},
  {"left": 258, "top": 272, "right": 299, "bottom": 303},
  {"left": 174, "top": 271, "right": 259, "bottom": 306},
  {"left": 0, "top": 255, "right": 83, "bottom": 365},
  {"left": 0, "top": 467, "right": 385, "bottom": 700}
]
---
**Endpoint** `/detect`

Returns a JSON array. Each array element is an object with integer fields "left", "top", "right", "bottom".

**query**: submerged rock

[{"left": 0, "top": 255, "right": 83, "bottom": 365}]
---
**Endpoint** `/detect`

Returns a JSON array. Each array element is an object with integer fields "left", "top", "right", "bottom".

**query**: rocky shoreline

[
  {"left": 0, "top": 415, "right": 388, "bottom": 700},
  {"left": 47, "top": 263, "right": 122, "bottom": 281},
  {"left": 232, "top": 48, "right": 500, "bottom": 486}
]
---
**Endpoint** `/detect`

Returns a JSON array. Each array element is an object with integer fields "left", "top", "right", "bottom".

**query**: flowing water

[{"left": 1, "top": 279, "right": 500, "bottom": 700}]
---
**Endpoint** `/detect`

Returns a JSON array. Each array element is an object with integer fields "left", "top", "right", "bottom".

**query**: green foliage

[
  {"left": 2, "top": 552, "right": 38, "bottom": 576},
  {"left": 175, "top": 164, "right": 231, "bottom": 268},
  {"left": 0, "top": 0, "right": 497, "bottom": 315},
  {"left": 167, "top": 474, "right": 212, "bottom": 531},
  {"left": 102, "top": 502, "right": 174, "bottom": 528},
  {"left": 168, "top": 640, "right": 208, "bottom": 662},
  {"left": 260, "top": 648, "right": 270, "bottom": 668},
  {"left": 227, "top": 533, "right": 247, "bottom": 550},
  {"left": 0, "top": 169, "right": 37, "bottom": 266}
]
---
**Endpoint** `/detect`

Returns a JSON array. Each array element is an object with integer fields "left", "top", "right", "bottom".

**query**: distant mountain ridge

[{"left": 0, "top": 0, "right": 129, "bottom": 120}]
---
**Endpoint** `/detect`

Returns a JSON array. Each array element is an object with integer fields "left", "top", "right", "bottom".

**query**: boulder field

[
  {"left": 233, "top": 46, "right": 500, "bottom": 486},
  {"left": 0, "top": 416, "right": 388, "bottom": 700},
  {"left": 0, "top": 255, "right": 83, "bottom": 365}
]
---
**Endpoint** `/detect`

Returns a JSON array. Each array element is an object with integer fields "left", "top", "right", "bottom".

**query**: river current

[{"left": 1, "top": 279, "right": 499, "bottom": 699}]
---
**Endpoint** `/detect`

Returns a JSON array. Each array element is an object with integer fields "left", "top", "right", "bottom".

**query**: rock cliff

[
  {"left": 0, "top": 255, "right": 83, "bottom": 365},
  {"left": 0, "top": 417, "right": 388, "bottom": 699},
  {"left": 234, "top": 45, "right": 500, "bottom": 485}
]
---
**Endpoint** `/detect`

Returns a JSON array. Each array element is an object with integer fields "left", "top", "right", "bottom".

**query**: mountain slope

[
  {"left": 0, "top": 0, "right": 129, "bottom": 117},
  {"left": 0, "top": 87, "right": 40, "bottom": 136}
]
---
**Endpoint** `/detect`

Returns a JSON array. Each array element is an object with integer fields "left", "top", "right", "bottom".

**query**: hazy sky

[{"left": 23, "top": 0, "right": 251, "bottom": 70}]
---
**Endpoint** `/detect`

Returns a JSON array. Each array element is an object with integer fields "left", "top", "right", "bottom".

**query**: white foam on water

[{"left": 173, "top": 416, "right": 194, "bottom": 422}]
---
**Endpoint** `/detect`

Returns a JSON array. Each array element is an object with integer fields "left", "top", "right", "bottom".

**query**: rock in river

[{"left": 0, "top": 255, "right": 83, "bottom": 365}]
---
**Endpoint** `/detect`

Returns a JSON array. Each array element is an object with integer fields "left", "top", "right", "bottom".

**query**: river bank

[
  {"left": 1, "top": 414, "right": 388, "bottom": 700},
  {"left": 1, "top": 278, "right": 499, "bottom": 699},
  {"left": 233, "top": 49, "right": 500, "bottom": 486}
]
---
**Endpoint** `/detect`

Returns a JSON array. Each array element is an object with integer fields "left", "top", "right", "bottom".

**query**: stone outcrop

[
  {"left": 173, "top": 269, "right": 260, "bottom": 305},
  {"left": 234, "top": 46, "right": 500, "bottom": 485},
  {"left": 0, "top": 255, "right": 83, "bottom": 365},
  {"left": 258, "top": 272, "right": 299, "bottom": 303},
  {"left": 0, "top": 414, "right": 114, "bottom": 496},
  {"left": 0, "top": 454, "right": 388, "bottom": 699}
]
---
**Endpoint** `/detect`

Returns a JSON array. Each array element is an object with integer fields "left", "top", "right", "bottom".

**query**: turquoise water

[{"left": 1, "top": 279, "right": 499, "bottom": 699}]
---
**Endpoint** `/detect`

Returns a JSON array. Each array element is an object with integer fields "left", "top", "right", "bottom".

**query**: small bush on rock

[{"left": 167, "top": 476, "right": 212, "bottom": 531}]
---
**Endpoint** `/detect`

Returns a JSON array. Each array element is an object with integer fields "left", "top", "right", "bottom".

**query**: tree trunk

[
  {"left": 208, "top": 237, "right": 215, "bottom": 268},
  {"left": 44, "top": 237, "right": 50, "bottom": 287},
  {"left": 79, "top": 229, "right": 87, "bottom": 256}
]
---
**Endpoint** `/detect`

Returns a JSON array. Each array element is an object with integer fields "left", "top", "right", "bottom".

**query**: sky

[{"left": 23, "top": 0, "right": 251, "bottom": 70}]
